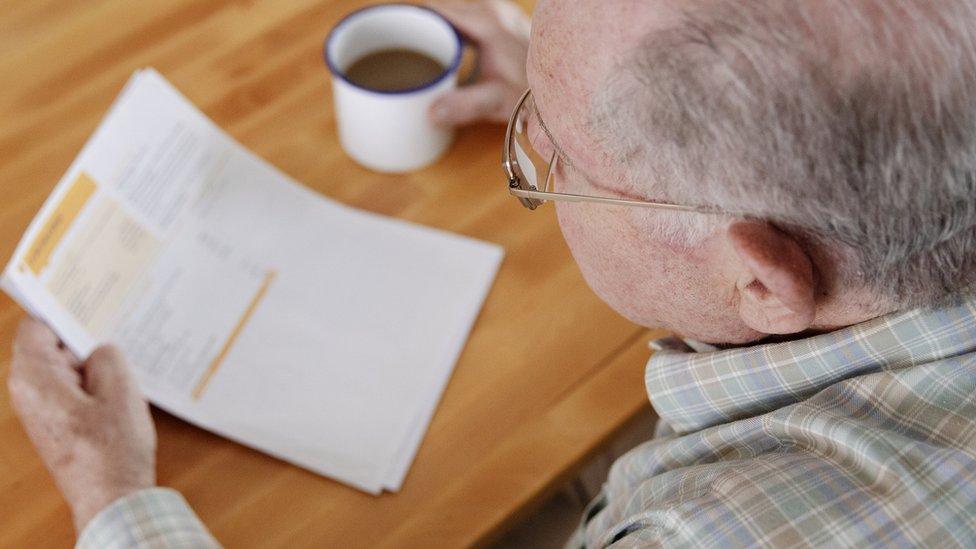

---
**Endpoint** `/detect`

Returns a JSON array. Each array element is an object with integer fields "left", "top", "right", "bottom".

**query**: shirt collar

[{"left": 646, "top": 297, "right": 976, "bottom": 434}]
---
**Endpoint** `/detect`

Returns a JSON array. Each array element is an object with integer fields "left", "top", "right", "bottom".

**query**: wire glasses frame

[{"left": 503, "top": 89, "right": 718, "bottom": 214}]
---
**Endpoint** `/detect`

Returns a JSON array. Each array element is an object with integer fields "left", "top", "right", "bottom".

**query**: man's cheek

[
  {"left": 555, "top": 202, "right": 583, "bottom": 246},
  {"left": 558, "top": 214, "right": 629, "bottom": 297}
]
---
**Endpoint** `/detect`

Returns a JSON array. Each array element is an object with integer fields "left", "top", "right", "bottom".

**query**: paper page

[
  {"left": 3, "top": 71, "right": 268, "bottom": 401},
  {"left": 2, "top": 69, "right": 503, "bottom": 494}
]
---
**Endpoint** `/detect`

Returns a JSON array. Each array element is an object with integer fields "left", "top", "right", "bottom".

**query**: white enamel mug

[{"left": 325, "top": 4, "right": 464, "bottom": 173}]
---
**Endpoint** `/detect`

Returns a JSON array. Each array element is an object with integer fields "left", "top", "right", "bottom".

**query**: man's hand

[
  {"left": 8, "top": 318, "right": 156, "bottom": 533},
  {"left": 428, "top": 0, "right": 530, "bottom": 126}
]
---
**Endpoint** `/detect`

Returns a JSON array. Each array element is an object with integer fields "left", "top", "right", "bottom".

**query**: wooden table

[{"left": 0, "top": 1, "right": 662, "bottom": 546}]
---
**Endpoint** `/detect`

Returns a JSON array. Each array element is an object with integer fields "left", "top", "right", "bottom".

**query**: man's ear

[{"left": 727, "top": 221, "right": 816, "bottom": 335}]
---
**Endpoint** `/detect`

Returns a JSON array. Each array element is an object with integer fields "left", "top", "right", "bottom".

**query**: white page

[
  {"left": 2, "top": 69, "right": 503, "bottom": 494},
  {"left": 379, "top": 264, "right": 497, "bottom": 490}
]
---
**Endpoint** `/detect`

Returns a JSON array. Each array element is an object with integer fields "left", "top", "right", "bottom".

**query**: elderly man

[{"left": 9, "top": 0, "right": 976, "bottom": 547}]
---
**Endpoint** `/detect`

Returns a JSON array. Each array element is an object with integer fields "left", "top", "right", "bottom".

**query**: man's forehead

[{"left": 528, "top": 0, "right": 676, "bottom": 183}]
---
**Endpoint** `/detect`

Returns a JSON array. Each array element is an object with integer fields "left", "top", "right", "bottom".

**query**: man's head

[{"left": 528, "top": 0, "right": 976, "bottom": 344}]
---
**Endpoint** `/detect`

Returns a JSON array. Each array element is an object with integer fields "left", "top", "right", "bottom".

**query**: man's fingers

[
  {"left": 13, "top": 318, "right": 75, "bottom": 363},
  {"left": 83, "top": 345, "right": 139, "bottom": 402},
  {"left": 430, "top": 81, "right": 511, "bottom": 126},
  {"left": 426, "top": 1, "right": 529, "bottom": 128},
  {"left": 427, "top": 1, "right": 500, "bottom": 42},
  {"left": 11, "top": 318, "right": 84, "bottom": 389},
  {"left": 14, "top": 317, "right": 60, "bottom": 356},
  {"left": 487, "top": 0, "right": 531, "bottom": 39}
]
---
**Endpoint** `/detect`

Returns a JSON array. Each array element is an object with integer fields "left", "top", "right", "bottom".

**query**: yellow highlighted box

[
  {"left": 192, "top": 270, "right": 277, "bottom": 400},
  {"left": 24, "top": 173, "right": 97, "bottom": 275}
]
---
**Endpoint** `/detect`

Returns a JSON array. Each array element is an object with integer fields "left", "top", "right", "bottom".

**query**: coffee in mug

[{"left": 344, "top": 49, "right": 447, "bottom": 93}]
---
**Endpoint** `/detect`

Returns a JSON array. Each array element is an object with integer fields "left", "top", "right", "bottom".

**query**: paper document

[{"left": 1, "top": 69, "right": 503, "bottom": 494}]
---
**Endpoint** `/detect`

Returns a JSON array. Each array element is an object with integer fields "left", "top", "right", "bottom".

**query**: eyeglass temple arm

[{"left": 508, "top": 187, "right": 709, "bottom": 212}]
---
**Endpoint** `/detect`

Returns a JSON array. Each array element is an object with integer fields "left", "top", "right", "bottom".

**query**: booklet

[{"left": 1, "top": 69, "right": 504, "bottom": 494}]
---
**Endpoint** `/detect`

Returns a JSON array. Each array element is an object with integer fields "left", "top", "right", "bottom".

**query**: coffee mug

[{"left": 325, "top": 4, "right": 464, "bottom": 173}]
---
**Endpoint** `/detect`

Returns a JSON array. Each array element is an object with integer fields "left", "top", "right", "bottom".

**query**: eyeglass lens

[{"left": 511, "top": 94, "right": 556, "bottom": 194}]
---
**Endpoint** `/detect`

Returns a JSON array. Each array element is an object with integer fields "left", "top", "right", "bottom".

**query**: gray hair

[{"left": 594, "top": 0, "right": 976, "bottom": 309}]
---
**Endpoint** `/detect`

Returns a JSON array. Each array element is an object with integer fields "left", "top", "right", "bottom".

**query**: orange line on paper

[
  {"left": 25, "top": 172, "right": 97, "bottom": 275},
  {"left": 191, "top": 270, "right": 277, "bottom": 400}
]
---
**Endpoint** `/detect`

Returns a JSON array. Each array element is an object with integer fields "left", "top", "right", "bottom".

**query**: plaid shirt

[
  {"left": 76, "top": 488, "right": 218, "bottom": 548},
  {"left": 76, "top": 301, "right": 976, "bottom": 548},
  {"left": 571, "top": 298, "right": 976, "bottom": 548}
]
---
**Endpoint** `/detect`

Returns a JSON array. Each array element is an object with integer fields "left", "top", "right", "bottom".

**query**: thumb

[
  {"left": 83, "top": 345, "right": 139, "bottom": 401},
  {"left": 430, "top": 81, "right": 511, "bottom": 126}
]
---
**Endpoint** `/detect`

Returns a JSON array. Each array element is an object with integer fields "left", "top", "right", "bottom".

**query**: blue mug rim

[{"left": 323, "top": 3, "right": 465, "bottom": 96}]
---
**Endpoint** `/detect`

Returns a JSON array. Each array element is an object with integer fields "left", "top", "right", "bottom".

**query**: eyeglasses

[{"left": 502, "top": 89, "right": 720, "bottom": 214}]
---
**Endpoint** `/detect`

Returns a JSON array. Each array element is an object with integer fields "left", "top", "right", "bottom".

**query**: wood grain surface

[{"left": 0, "top": 1, "right": 660, "bottom": 546}]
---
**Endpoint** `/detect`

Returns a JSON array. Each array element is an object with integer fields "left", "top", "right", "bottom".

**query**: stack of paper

[{"left": 1, "top": 69, "right": 503, "bottom": 494}]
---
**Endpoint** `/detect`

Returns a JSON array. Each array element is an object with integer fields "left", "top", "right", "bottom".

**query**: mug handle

[{"left": 456, "top": 40, "right": 481, "bottom": 86}]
